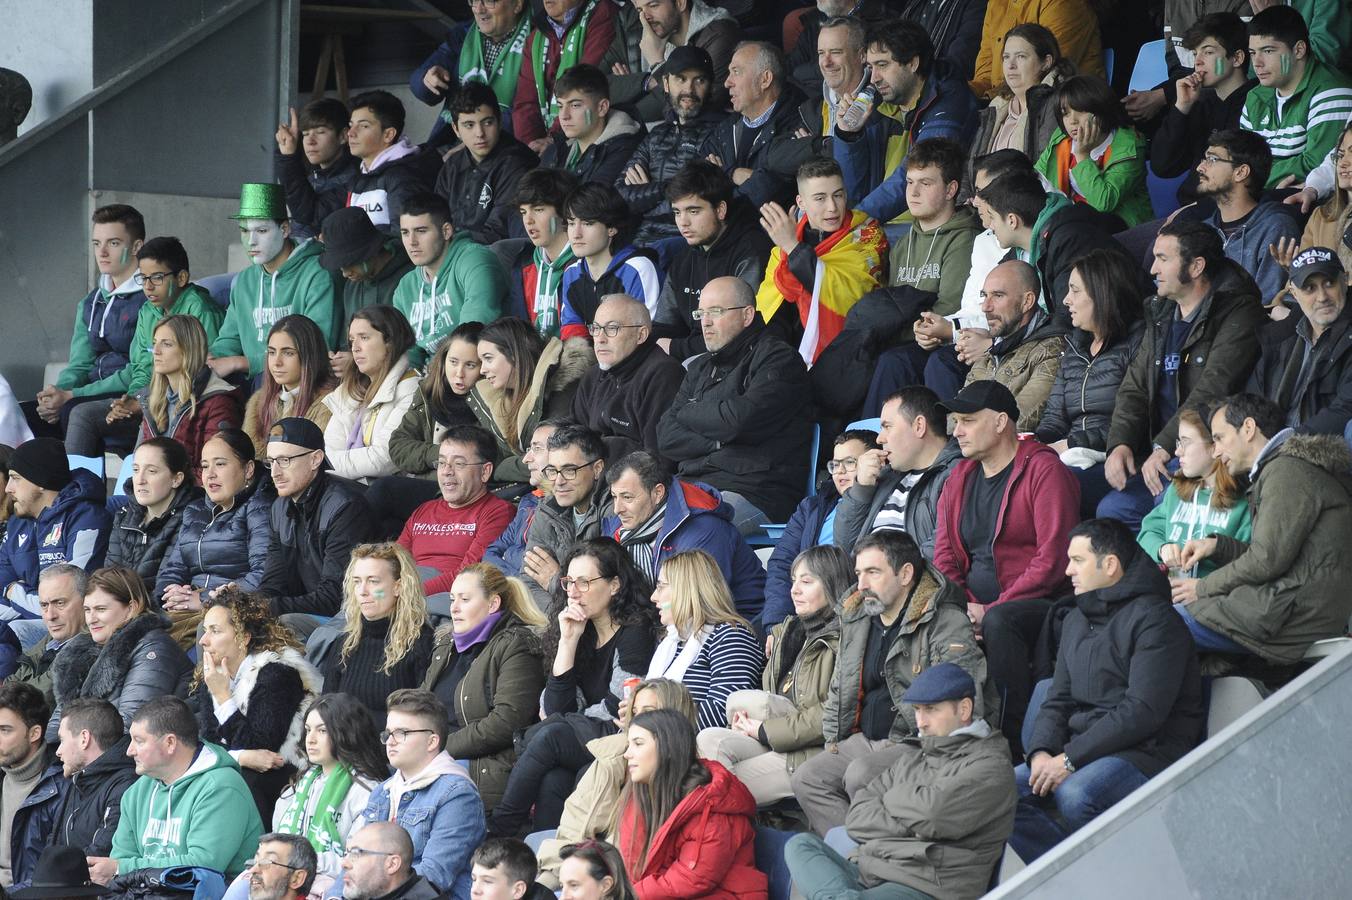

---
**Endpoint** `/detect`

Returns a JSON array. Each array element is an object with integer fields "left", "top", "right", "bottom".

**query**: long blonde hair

[
  {"left": 449, "top": 562, "right": 548, "bottom": 631},
  {"left": 660, "top": 549, "right": 751, "bottom": 638},
  {"left": 340, "top": 543, "right": 429, "bottom": 673},
  {"left": 147, "top": 315, "right": 208, "bottom": 432}
]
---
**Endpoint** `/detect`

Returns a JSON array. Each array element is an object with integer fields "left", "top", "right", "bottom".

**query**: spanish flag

[{"left": 755, "top": 209, "right": 887, "bottom": 366}]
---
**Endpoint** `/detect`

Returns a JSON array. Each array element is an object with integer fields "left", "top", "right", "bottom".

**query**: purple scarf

[{"left": 453, "top": 610, "right": 504, "bottom": 653}]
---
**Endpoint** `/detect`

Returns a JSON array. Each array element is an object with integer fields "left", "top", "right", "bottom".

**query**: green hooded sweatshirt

[
  {"left": 124, "top": 284, "right": 225, "bottom": 395},
  {"left": 391, "top": 231, "right": 508, "bottom": 366},
  {"left": 109, "top": 741, "right": 264, "bottom": 879},
  {"left": 210, "top": 239, "right": 339, "bottom": 374},
  {"left": 338, "top": 242, "right": 415, "bottom": 348},
  {"left": 889, "top": 205, "right": 982, "bottom": 317}
]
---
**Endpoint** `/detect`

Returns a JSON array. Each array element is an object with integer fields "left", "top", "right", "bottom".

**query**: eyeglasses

[
  {"left": 467, "top": 0, "right": 505, "bottom": 7},
  {"left": 541, "top": 460, "right": 598, "bottom": 481},
  {"left": 691, "top": 305, "right": 751, "bottom": 321},
  {"left": 379, "top": 728, "right": 433, "bottom": 744},
  {"left": 561, "top": 575, "right": 609, "bottom": 591},
  {"left": 341, "top": 847, "right": 394, "bottom": 861},
  {"left": 266, "top": 451, "right": 318, "bottom": 470},
  {"left": 247, "top": 858, "right": 304, "bottom": 872},
  {"left": 588, "top": 322, "right": 645, "bottom": 338},
  {"left": 826, "top": 457, "right": 859, "bottom": 474},
  {"left": 1200, "top": 154, "right": 1234, "bottom": 167},
  {"left": 436, "top": 458, "right": 487, "bottom": 471},
  {"left": 133, "top": 271, "right": 178, "bottom": 287}
]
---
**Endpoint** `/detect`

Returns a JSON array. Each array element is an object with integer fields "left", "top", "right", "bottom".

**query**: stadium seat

[
  {"left": 1103, "top": 48, "right": 1115, "bottom": 84},
  {"left": 112, "top": 454, "right": 134, "bottom": 496},
  {"left": 68, "top": 454, "right": 104, "bottom": 478},
  {"left": 1206, "top": 676, "right": 1268, "bottom": 738},
  {"left": 1128, "top": 40, "right": 1168, "bottom": 93},
  {"left": 197, "top": 271, "right": 238, "bottom": 308},
  {"left": 524, "top": 829, "right": 556, "bottom": 854},
  {"left": 755, "top": 546, "right": 773, "bottom": 570}
]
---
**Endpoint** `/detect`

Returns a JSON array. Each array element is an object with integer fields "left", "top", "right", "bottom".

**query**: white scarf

[{"left": 645, "top": 624, "right": 712, "bottom": 683}]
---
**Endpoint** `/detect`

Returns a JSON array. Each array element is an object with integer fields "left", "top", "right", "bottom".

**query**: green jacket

[
  {"left": 1240, "top": 57, "right": 1352, "bottom": 187},
  {"left": 1034, "top": 126, "right": 1153, "bottom": 228},
  {"left": 109, "top": 741, "right": 264, "bottom": 879},
  {"left": 1194, "top": 433, "right": 1352, "bottom": 664},
  {"left": 59, "top": 277, "right": 146, "bottom": 398},
  {"left": 127, "top": 285, "right": 225, "bottom": 395},
  {"left": 888, "top": 205, "right": 981, "bottom": 318},
  {"left": 11, "top": 635, "right": 57, "bottom": 710},
  {"left": 760, "top": 611, "right": 840, "bottom": 773},
  {"left": 391, "top": 232, "right": 508, "bottom": 366},
  {"left": 387, "top": 386, "right": 442, "bottom": 479},
  {"left": 1137, "top": 483, "right": 1252, "bottom": 577},
  {"left": 211, "top": 240, "right": 339, "bottom": 373},
  {"left": 337, "top": 244, "right": 414, "bottom": 346}
]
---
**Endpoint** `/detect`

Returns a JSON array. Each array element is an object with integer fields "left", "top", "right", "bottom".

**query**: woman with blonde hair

[
  {"left": 646, "top": 549, "right": 764, "bottom": 730},
  {"left": 130, "top": 314, "right": 243, "bottom": 479},
  {"left": 421, "top": 561, "right": 546, "bottom": 810},
  {"left": 320, "top": 542, "right": 434, "bottom": 716}
]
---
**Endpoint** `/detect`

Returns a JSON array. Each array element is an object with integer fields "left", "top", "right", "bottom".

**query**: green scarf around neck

[
  {"left": 532, "top": 243, "right": 576, "bottom": 338},
  {"left": 277, "top": 764, "right": 355, "bottom": 855},
  {"left": 532, "top": 0, "right": 600, "bottom": 128},
  {"left": 454, "top": 15, "right": 533, "bottom": 125}
]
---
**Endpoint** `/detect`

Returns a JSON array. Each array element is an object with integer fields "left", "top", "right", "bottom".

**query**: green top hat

[{"left": 231, "top": 182, "right": 289, "bottom": 221}]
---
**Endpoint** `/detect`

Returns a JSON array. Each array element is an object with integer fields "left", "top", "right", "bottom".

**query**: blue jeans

[
  {"left": 1175, "top": 604, "right": 1252, "bottom": 654},
  {"left": 1074, "top": 462, "right": 1172, "bottom": 531},
  {"left": 1010, "top": 756, "right": 1148, "bottom": 862},
  {"left": 784, "top": 833, "right": 935, "bottom": 900}
]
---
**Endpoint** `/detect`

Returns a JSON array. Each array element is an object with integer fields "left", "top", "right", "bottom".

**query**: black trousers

[
  {"left": 982, "top": 597, "right": 1054, "bottom": 760},
  {"left": 365, "top": 475, "right": 441, "bottom": 538},
  {"left": 486, "top": 719, "right": 595, "bottom": 837}
]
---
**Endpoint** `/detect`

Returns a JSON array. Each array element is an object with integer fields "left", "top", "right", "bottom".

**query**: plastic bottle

[{"left": 839, "top": 86, "right": 878, "bottom": 132}]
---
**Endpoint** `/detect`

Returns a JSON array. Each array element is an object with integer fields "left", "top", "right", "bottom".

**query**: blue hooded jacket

[{"left": 0, "top": 469, "right": 111, "bottom": 617}]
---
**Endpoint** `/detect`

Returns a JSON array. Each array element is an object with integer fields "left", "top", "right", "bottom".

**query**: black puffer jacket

[
  {"left": 1028, "top": 546, "right": 1204, "bottom": 778},
  {"left": 258, "top": 472, "right": 373, "bottom": 617},
  {"left": 1024, "top": 202, "right": 1149, "bottom": 328},
  {"left": 50, "top": 614, "right": 193, "bottom": 731},
  {"left": 153, "top": 475, "right": 275, "bottom": 601},
  {"left": 106, "top": 483, "right": 203, "bottom": 595},
  {"left": 571, "top": 339, "right": 686, "bottom": 462},
  {"left": 656, "top": 319, "right": 813, "bottom": 521},
  {"left": 434, "top": 134, "right": 539, "bottom": 244},
  {"left": 615, "top": 108, "right": 725, "bottom": 243},
  {"left": 55, "top": 734, "right": 137, "bottom": 856},
  {"left": 1035, "top": 321, "right": 1145, "bottom": 451}
]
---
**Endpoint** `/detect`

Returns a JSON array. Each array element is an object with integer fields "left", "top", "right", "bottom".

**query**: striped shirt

[
  {"left": 654, "top": 622, "right": 765, "bottom": 730},
  {"left": 1239, "top": 58, "right": 1352, "bottom": 186}
]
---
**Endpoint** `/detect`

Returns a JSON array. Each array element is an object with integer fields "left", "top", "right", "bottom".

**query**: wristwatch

[{"left": 1063, "top": 754, "right": 1076, "bottom": 773}]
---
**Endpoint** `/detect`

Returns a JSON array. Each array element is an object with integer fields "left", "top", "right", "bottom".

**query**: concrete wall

[{"left": 0, "top": 0, "right": 94, "bottom": 136}]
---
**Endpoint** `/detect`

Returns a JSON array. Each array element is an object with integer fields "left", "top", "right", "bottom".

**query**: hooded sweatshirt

[
  {"left": 391, "top": 232, "right": 509, "bottom": 365},
  {"left": 559, "top": 246, "right": 663, "bottom": 340},
  {"left": 109, "top": 741, "right": 264, "bottom": 879},
  {"left": 338, "top": 244, "right": 415, "bottom": 342},
  {"left": 0, "top": 470, "right": 110, "bottom": 617},
  {"left": 59, "top": 274, "right": 149, "bottom": 398},
  {"left": 1137, "top": 483, "right": 1252, "bottom": 577},
  {"left": 211, "top": 240, "right": 339, "bottom": 373},
  {"left": 127, "top": 283, "right": 225, "bottom": 395},
  {"left": 348, "top": 138, "right": 436, "bottom": 235},
  {"left": 888, "top": 205, "right": 981, "bottom": 317}
]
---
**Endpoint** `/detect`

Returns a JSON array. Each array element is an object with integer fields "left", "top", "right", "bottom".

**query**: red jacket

[
  {"left": 137, "top": 379, "right": 244, "bottom": 486},
  {"left": 619, "top": 760, "right": 767, "bottom": 900},
  {"left": 932, "top": 438, "right": 1079, "bottom": 607},
  {"left": 511, "top": 0, "right": 619, "bottom": 143}
]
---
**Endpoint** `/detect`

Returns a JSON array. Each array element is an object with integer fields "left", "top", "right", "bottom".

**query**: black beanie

[{"left": 9, "top": 438, "right": 73, "bottom": 491}]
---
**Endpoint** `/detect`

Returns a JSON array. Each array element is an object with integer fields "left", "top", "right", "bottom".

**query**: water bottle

[{"left": 838, "top": 86, "right": 878, "bottom": 132}]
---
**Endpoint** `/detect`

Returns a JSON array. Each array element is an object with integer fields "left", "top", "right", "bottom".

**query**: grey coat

[
  {"left": 832, "top": 440, "right": 963, "bottom": 557},
  {"left": 523, "top": 484, "right": 612, "bottom": 610}
]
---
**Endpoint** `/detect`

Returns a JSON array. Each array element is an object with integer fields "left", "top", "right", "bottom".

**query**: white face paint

[{"left": 241, "top": 219, "right": 287, "bottom": 265}]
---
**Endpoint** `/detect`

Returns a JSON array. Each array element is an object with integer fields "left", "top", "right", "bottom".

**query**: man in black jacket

[
  {"left": 346, "top": 90, "right": 438, "bottom": 236},
  {"left": 1013, "top": 518, "right": 1203, "bottom": 863},
  {"left": 652, "top": 161, "right": 772, "bottom": 359},
  {"left": 433, "top": 81, "right": 538, "bottom": 245},
  {"left": 1251, "top": 248, "right": 1352, "bottom": 436},
  {"left": 539, "top": 64, "right": 645, "bottom": 191},
  {"left": 657, "top": 276, "right": 813, "bottom": 532},
  {"left": 571, "top": 294, "right": 685, "bottom": 461},
  {"left": 273, "top": 97, "right": 358, "bottom": 241},
  {"left": 257, "top": 419, "right": 372, "bottom": 630},
  {"left": 53, "top": 698, "right": 135, "bottom": 856}
]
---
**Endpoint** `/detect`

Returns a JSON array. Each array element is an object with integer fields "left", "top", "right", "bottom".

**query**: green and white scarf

[
  {"left": 532, "top": 243, "right": 576, "bottom": 338},
  {"left": 277, "top": 764, "right": 355, "bottom": 856},
  {"left": 532, "top": 0, "right": 600, "bottom": 128},
  {"left": 453, "top": 16, "right": 533, "bottom": 125}
]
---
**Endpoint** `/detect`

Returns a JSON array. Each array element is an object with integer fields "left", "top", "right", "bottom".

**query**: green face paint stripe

[
  {"left": 1214, "top": 56, "right": 1225, "bottom": 77},
  {"left": 1280, "top": 53, "right": 1291, "bottom": 75}
]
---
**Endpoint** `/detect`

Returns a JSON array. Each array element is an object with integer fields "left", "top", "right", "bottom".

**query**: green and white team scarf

[
  {"left": 454, "top": 15, "right": 533, "bottom": 124},
  {"left": 532, "top": 0, "right": 600, "bottom": 128}
]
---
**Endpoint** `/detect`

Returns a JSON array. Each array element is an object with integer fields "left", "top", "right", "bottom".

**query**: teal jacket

[
  {"left": 1035, "top": 126, "right": 1152, "bottom": 228},
  {"left": 211, "top": 240, "right": 340, "bottom": 373},
  {"left": 109, "top": 741, "right": 263, "bottom": 879},
  {"left": 392, "top": 232, "right": 508, "bottom": 366},
  {"left": 59, "top": 276, "right": 147, "bottom": 398}
]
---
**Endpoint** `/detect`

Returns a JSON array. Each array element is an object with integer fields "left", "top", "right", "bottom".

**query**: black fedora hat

[{"left": 9, "top": 846, "right": 111, "bottom": 898}]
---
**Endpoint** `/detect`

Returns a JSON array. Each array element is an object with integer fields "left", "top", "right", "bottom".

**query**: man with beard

[
  {"left": 52, "top": 700, "right": 136, "bottom": 863},
  {"left": 789, "top": 530, "right": 991, "bottom": 837},
  {"left": 338, "top": 823, "right": 440, "bottom": 900},
  {"left": 613, "top": 0, "right": 740, "bottom": 115},
  {"left": 245, "top": 834, "right": 317, "bottom": 900},
  {"left": 618, "top": 45, "right": 725, "bottom": 243},
  {"left": 0, "top": 683, "right": 64, "bottom": 888}
]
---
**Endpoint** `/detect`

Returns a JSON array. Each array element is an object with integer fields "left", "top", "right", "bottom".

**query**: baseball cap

[
  {"left": 938, "top": 380, "right": 1020, "bottom": 421},
  {"left": 1290, "top": 246, "right": 1346, "bottom": 290},
  {"left": 665, "top": 45, "right": 715, "bottom": 80}
]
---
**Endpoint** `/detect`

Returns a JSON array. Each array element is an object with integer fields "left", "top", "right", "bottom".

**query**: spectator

[
  {"left": 1280, "top": 121, "right": 1352, "bottom": 275},
  {"left": 1137, "top": 406, "right": 1252, "bottom": 578},
  {"left": 617, "top": 709, "right": 766, "bottom": 898},
  {"left": 28, "top": 205, "right": 147, "bottom": 443},
  {"left": 791, "top": 530, "right": 990, "bottom": 836},
  {"left": 1102, "top": 220, "right": 1265, "bottom": 528},
  {"left": 52, "top": 698, "right": 135, "bottom": 858},
  {"left": 656, "top": 276, "right": 813, "bottom": 532},
  {"left": 88, "top": 696, "right": 264, "bottom": 884},
  {"left": 0, "top": 439, "right": 110, "bottom": 646},
  {"left": 512, "top": 0, "right": 619, "bottom": 148},
  {"left": 398, "top": 426, "right": 515, "bottom": 596},
  {"left": 703, "top": 41, "right": 806, "bottom": 208},
  {"left": 832, "top": 20, "right": 980, "bottom": 225},
  {"left": 1198, "top": 129, "right": 1302, "bottom": 303},
  {"left": 1171, "top": 393, "right": 1352, "bottom": 662},
  {"left": 51, "top": 565, "right": 192, "bottom": 730},
  {"left": 63, "top": 235, "right": 225, "bottom": 458},
  {"left": 1014, "top": 519, "right": 1204, "bottom": 862},
  {"left": 615, "top": 0, "right": 738, "bottom": 117},
  {"left": 379, "top": 322, "right": 485, "bottom": 529},
  {"left": 392, "top": 194, "right": 507, "bottom": 366},
  {"left": 556, "top": 840, "right": 636, "bottom": 900},
  {"left": 133, "top": 315, "right": 244, "bottom": 472},
  {"left": 571, "top": 295, "right": 685, "bottom": 460},
  {"left": 1240, "top": 5, "right": 1352, "bottom": 188},
  {"left": 970, "top": 0, "right": 1104, "bottom": 99},
  {"left": 17, "top": 565, "right": 88, "bottom": 708},
  {"left": 434, "top": 83, "right": 537, "bottom": 246},
  {"left": 319, "top": 544, "right": 435, "bottom": 718},
  {"left": 617, "top": 45, "right": 726, "bottom": 244},
  {"left": 486, "top": 539, "right": 657, "bottom": 837},
  {"left": 522, "top": 425, "right": 611, "bottom": 607},
  {"left": 192, "top": 588, "right": 324, "bottom": 818},
  {"left": 273, "top": 97, "right": 358, "bottom": 240},
  {"left": 784, "top": 0, "right": 892, "bottom": 97},
  {"left": 241, "top": 833, "right": 317, "bottom": 900},
  {"left": 896, "top": 0, "right": 986, "bottom": 82},
  {"left": 420, "top": 562, "right": 545, "bottom": 811},
  {"left": 323, "top": 306, "right": 421, "bottom": 483},
  {"left": 346, "top": 91, "right": 437, "bottom": 236},
  {"left": 242, "top": 315, "right": 338, "bottom": 460},
  {"left": 107, "top": 438, "right": 202, "bottom": 595},
  {"left": 507, "top": 169, "right": 582, "bottom": 338},
  {"left": 756, "top": 157, "right": 887, "bottom": 364},
  {"left": 468, "top": 318, "right": 592, "bottom": 487},
  {"left": 697, "top": 544, "right": 849, "bottom": 807},
  {"left": 833, "top": 387, "right": 961, "bottom": 559},
  {"left": 209, "top": 183, "right": 339, "bottom": 378},
  {"left": 540, "top": 65, "right": 644, "bottom": 190},
  {"left": 651, "top": 161, "right": 772, "bottom": 359},
  {"left": 560, "top": 183, "right": 663, "bottom": 339},
  {"left": 1253, "top": 248, "right": 1352, "bottom": 434},
  {"left": 0, "top": 682, "right": 64, "bottom": 888},
  {"left": 481, "top": 419, "right": 561, "bottom": 576},
  {"left": 1152, "top": 13, "right": 1257, "bottom": 206},
  {"left": 155, "top": 429, "right": 273, "bottom": 643},
  {"left": 931, "top": 381, "right": 1080, "bottom": 756},
  {"left": 470, "top": 837, "right": 556, "bottom": 900},
  {"left": 0, "top": 448, "right": 13, "bottom": 546},
  {"left": 785, "top": 662, "right": 1017, "bottom": 900},
  {"left": 338, "top": 822, "right": 446, "bottom": 900},
  {"left": 317, "top": 209, "right": 414, "bottom": 379},
  {"left": 797, "top": 16, "right": 868, "bottom": 138},
  {"left": 968, "top": 24, "right": 1071, "bottom": 186}
]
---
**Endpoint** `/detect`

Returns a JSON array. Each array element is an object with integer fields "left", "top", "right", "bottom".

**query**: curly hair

[
  {"left": 340, "top": 543, "right": 429, "bottom": 673},
  {"left": 192, "top": 586, "right": 302, "bottom": 689},
  {"left": 541, "top": 538, "right": 658, "bottom": 675}
]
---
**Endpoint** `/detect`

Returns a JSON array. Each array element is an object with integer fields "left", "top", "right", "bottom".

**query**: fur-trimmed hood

[
  {"left": 223, "top": 646, "right": 325, "bottom": 767},
  {"left": 839, "top": 563, "right": 965, "bottom": 636},
  {"left": 52, "top": 613, "right": 173, "bottom": 704},
  {"left": 1276, "top": 433, "right": 1352, "bottom": 476}
]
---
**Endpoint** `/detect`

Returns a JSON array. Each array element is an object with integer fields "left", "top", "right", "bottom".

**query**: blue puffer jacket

[
  {"left": 762, "top": 489, "right": 840, "bottom": 627},
  {"left": 481, "top": 491, "right": 539, "bottom": 576},
  {"left": 4, "top": 746, "right": 68, "bottom": 888},
  {"left": 0, "top": 470, "right": 110, "bottom": 618},
  {"left": 153, "top": 475, "right": 273, "bottom": 601}
]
